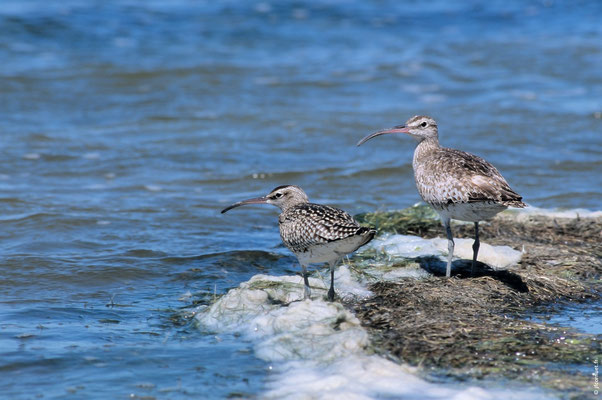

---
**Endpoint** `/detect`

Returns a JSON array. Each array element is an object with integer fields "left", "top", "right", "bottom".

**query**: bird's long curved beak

[
  {"left": 221, "top": 196, "right": 269, "bottom": 214},
  {"left": 356, "top": 125, "right": 410, "bottom": 146}
]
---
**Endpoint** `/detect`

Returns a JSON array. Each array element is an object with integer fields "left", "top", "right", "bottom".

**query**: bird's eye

[
  {"left": 273, "top": 192, "right": 283, "bottom": 199},
  {"left": 421, "top": 122, "right": 427, "bottom": 127}
]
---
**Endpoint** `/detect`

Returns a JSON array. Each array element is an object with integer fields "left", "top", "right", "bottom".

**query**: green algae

[{"left": 355, "top": 203, "right": 441, "bottom": 236}]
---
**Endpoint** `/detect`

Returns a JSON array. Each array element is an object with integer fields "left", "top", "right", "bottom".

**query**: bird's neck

[
  {"left": 414, "top": 137, "right": 440, "bottom": 159},
  {"left": 280, "top": 200, "right": 307, "bottom": 213}
]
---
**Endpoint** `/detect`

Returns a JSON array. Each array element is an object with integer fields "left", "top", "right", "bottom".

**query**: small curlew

[{"left": 221, "top": 185, "right": 376, "bottom": 301}]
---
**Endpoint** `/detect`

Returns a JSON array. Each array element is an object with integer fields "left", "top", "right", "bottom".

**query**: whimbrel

[
  {"left": 221, "top": 185, "right": 376, "bottom": 301},
  {"left": 358, "top": 115, "right": 526, "bottom": 277}
]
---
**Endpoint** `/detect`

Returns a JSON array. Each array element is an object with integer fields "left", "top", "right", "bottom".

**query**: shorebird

[
  {"left": 357, "top": 115, "right": 526, "bottom": 277},
  {"left": 221, "top": 185, "right": 376, "bottom": 301}
]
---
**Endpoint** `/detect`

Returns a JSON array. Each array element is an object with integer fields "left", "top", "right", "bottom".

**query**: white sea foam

[
  {"left": 409, "top": 201, "right": 601, "bottom": 219},
  {"left": 514, "top": 206, "right": 602, "bottom": 219},
  {"left": 368, "top": 234, "right": 522, "bottom": 271},
  {"left": 23, "top": 152, "right": 40, "bottom": 160},
  {"left": 144, "top": 184, "right": 162, "bottom": 192},
  {"left": 193, "top": 205, "right": 592, "bottom": 399},
  {"left": 435, "top": 238, "right": 522, "bottom": 269},
  {"left": 82, "top": 152, "right": 100, "bottom": 160},
  {"left": 196, "top": 267, "right": 549, "bottom": 399}
]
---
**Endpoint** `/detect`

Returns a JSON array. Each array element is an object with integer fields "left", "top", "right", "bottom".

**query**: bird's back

[
  {"left": 413, "top": 145, "right": 526, "bottom": 209},
  {"left": 278, "top": 203, "right": 374, "bottom": 254}
]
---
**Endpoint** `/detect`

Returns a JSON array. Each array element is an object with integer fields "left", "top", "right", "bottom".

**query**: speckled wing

[
  {"left": 278, "top": 203, "right": 368, "bottom": 253},
  {"left": 417, "top": 148, "right": 525, "bottom": 207}
]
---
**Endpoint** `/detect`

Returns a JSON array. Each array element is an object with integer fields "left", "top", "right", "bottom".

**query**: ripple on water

[
  {"left": 532, "top": 301, "right": 602, "bottom": 336},
  {"left": 1, "top": 1, "right": 601, "bottom": 398}
]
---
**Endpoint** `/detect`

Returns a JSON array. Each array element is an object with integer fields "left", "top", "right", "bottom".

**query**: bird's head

[
  {"left": 221, "top": 185, "right": 309, "bottom": 213},
  {"left": 357, "top": 115, "right": 438, "bottom": 145}
]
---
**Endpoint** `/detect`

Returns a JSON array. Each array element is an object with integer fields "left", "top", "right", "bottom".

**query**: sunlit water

[
  {"left": 532, "top": 300, "right": 602, "bottom": 336},
  {"left": 1, "top": 1, "right": 601, "bottom": 398}
]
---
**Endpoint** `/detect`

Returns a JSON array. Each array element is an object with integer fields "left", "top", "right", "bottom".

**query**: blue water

[
  {"left": 532, "top": 300, "right": 602, "bottom": 336},
  {"left": 1, "top": 1, "right": 601, "bottom": 398}
]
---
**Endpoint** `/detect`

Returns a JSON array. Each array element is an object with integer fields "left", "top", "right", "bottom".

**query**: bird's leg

[
  {"left": 443, "top": 218, "right": 454, "bottom": 277},
  {"left": 301, "top": 264, "right": 311, "bottom": 300},
  {"left": 327, "top": 260, "right": 337, "bottom": 302},
  {"left": 471, "top": 222, "right": 480, "bottom": 276}
]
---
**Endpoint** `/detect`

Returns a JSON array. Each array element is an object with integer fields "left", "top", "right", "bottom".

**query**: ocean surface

[{"left": 0, "top": 1, "right": 600, "bottom": 398}]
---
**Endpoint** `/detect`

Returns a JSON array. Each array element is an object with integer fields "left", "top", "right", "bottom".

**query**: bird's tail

[
  {"left": 504, "top": 200, "right": 527, "bottom": 208},
  {"left": 357, "top": 227, "right": 377, "bottom": 247}
]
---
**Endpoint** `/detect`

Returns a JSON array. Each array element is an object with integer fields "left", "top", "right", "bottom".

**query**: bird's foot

[
  {"left": 470, "top": 260, "right": 479, "bottom": 277},
  {"left": 303, "top": 286, "right": 312, "bottom": 300},
  {"left": 445, "top": 263, "right": 452, "bottom": 278},
  {"left": 327, "top": 287, "right": 335, "bottom": 302}
]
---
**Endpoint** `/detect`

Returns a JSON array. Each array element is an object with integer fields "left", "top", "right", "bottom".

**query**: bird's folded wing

[
  {"left": 439, "top": 148, "right": 524, "bottom": 205},
  {"left": 467, "top": 175, "right": 524, "bottom": 204},
  {"left": 279, "top": 204, "right": 362, "bottom": 252}
]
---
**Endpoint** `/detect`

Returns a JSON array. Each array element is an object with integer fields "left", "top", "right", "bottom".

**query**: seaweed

[
  {"left": 355, "top": 203, "right": 441, "bottom": 237},
  {"left": 348, "top": 207, "right": 602, "bottom": 398}
]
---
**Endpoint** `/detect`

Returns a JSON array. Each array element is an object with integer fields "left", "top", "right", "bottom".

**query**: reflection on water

[{"left": 0, "top": 0, "right": 601, "bottom": 398}]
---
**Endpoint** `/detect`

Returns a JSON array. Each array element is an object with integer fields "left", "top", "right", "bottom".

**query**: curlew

[
  {"left": 358, "top": 115, "right": 526, "bottom": 277},
  {"left": 221, "top": 185, "right": 376, "bottom": 300}
]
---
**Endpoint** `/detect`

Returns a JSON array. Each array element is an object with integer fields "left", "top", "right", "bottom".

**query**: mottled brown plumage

[
  {"left": 279, "top": 203, "right": 371, "bottom": 253},
  {"left": 358, "top": 115, "right": 526, "bottom": 277},
  {"left": 221, "top": 185, "right": 375, "bottom": 300},
  {"left": 412, "top": 137, "right": 525, "bottom": 209}
]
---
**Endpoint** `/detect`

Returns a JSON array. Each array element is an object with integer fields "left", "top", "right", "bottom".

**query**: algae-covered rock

[
  {"left": 350, "top": 207, "right": 602, "bottom": 398},
  {"left": 195, "top": 205, "right": 600, "bottom": 399}
]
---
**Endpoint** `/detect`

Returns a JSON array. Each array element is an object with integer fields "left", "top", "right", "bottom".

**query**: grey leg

[
  {"left": 327, "top": 260, "right": 337, "bottom": 302},
  {"left": 443, "top": 218, "right": 454, "bottom": 277},
  {"left": 471, "top": 222, "right": 480, "bottom": 276},
  {"left": 301, "top": 264, "right": 311, "bottom": 300}
]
